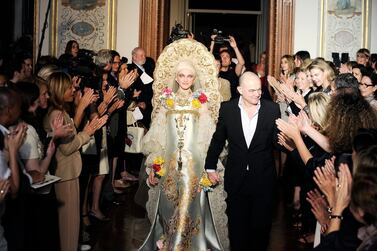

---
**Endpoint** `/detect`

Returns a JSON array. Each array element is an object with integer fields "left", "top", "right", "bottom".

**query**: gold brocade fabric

[{"left": 139, "top": 102, "right": 223, "bottom": 251}]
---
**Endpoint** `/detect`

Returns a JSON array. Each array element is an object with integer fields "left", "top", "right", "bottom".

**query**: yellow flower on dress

[
  {"left": 166, "top": 98, "right": 174, "bottom": 108},
  {"left": 192, "top": 99, "right": 201, "bottom": 109},
  {"left": 156, "top": 167, "right": 166, "bottom": 177},
  {"left": 154, "top": 156, "right": 165, "bottom": 165},
  {"left": 199, "top": 174, "right": 213, "bottom": 192}
]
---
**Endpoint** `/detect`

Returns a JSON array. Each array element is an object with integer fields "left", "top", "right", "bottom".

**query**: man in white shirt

[{"left": 205, "top": 72, "right": 281, "bottom": 251}]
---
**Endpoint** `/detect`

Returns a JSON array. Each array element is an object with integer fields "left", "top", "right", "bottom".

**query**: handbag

[{"left": 124, "top": 122, "right": 145, "bottom": 153}]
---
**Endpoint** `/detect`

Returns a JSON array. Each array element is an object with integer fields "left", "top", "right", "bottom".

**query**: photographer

[{"left": 210, "top": 33, "right": 245, "bottom": 99}]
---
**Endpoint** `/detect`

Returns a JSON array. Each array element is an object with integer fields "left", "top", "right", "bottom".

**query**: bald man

[{"left": 205, "top": 72, "right": 281, "bottom": 251}]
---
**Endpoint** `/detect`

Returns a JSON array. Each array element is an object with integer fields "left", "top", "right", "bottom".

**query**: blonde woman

[
  {"left": 43, "top": 72, "right": 107, "bottom": 251},
  {"left": 308, "top": 59, "right": 335, "bottom": 94}
]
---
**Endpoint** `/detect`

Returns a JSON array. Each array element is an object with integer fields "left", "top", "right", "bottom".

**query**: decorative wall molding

[
  {"left": 320, "top": 0, "right": 369, "bottom": 61},
  {"left": 49, "top": 0, "right": 116, "bottom": 57}
]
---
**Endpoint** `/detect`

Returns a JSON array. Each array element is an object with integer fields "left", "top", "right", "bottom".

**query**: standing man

[
  {"left": 205, "top": 72, "right": 281, "bottom": 251},
  {"left": 128, "top": 47, "right": 155, "bottom": 128}
]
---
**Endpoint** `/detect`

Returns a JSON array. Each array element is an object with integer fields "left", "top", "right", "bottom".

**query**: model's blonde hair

[
  {"left": 47, "top": 71, "right": 72, "bottom": 111},
  {"left": 37, "top": 64, "right": 59, "bottom": 81},
  {"left": 307, "top": 92, "right": 330, "bottom": 131},
  {"left": 309, "top": 59, "right": 336, "bottom": 84}
]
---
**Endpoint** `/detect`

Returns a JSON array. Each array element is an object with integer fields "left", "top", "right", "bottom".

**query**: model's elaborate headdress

[{"left": 152, "top": 38, "right": 221, "bottom": 121}]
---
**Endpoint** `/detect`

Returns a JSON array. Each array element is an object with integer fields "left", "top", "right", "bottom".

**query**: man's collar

[{"left": 238, "top": 96, "right": 261, "bottom": 109}]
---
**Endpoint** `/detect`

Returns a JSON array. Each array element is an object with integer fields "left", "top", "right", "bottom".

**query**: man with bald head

[{"left": 205, "top": 72, "right": 281, "bottom": 251}]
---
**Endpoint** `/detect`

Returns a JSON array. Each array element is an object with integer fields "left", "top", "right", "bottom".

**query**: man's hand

[{"left": 207, "top": 171, "right": 220, "bottom": 185}]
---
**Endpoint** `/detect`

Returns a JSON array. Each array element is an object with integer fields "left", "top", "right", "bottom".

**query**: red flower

[
  {"left": 152, "top": 164, "right": 161, "bottom": 172},
  {"left": 198, "top": 93, "right": 207, "bottom": 103}
]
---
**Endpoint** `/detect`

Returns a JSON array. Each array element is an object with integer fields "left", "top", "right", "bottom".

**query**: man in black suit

[
  {"left": 127, "top": 47, "right": 155, "bottom": 128},
  {"left": 205, "top": 72, "right": 281, "bottom": 251}
]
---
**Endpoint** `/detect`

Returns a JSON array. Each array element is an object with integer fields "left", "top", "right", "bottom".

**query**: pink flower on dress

[{"left": 163, "top": 87, "right": 173, "bottom": 96}]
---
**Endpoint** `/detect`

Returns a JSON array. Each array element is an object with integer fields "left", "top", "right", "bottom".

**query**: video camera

[
  {"left": 168, "top": 24, "right": 190, "bottom": 44},
  {"left": 212, "top": 29, "right": 230, "bottom": 44}
]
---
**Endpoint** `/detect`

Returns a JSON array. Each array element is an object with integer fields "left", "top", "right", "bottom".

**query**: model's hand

[
  {"left": 148, "top": 171, "right": 159, "bottom": 186},
  {"left": 207, "top": 171, "right": 220, "bottom": 185}
]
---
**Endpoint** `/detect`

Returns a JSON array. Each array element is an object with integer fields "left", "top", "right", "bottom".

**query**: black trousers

[{"left": 226, "top": 172, "right": 275, "bottom": 251}]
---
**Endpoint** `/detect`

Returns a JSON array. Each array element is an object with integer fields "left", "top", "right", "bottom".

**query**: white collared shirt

[
  {"left": 239, "top": 97, "right": 260, "bottom": 171},
  {"left": 238, "top": 97, "right": 261, "bottom": 149}
]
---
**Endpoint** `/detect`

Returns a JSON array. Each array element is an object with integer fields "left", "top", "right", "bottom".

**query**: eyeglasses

[{"left": 359, "top": 82, "right": 375, "bottom": 88}]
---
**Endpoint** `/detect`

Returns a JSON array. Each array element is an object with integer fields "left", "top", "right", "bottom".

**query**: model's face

[
  {"left": 295, "top": 72, "right": 310, "bottom": 91},
  {"left": 339, "top": 63, "right": 351, "bottom": 74},
  {"left": 39, "top": 84, "right": 49, "bottom": 109},
  {"left": 63, "top": 83, "right": 75, "bottom": 102},
  {"left": 112, "top": 56, "right": 121, "bottom": 73},
  {"left": 310, "top": 68, "right": 325, "bottom": 87},
  {"left": 23, "top": 58, "right": 33, "bottom": 77},
  {"left": 352, "top": 68, "right": 362, "bottom": 83},
  {"left": 176, "top": 69, "right": 195, "bottom": 91},
  {"left": 294, "top": 56, "right": 302, "bottom": 68},
  {"left": 119, "top": 63, "right": 128, "bottom": 76},
  {"left": 237, "top": 78, "right": 262, "bottom": 106},
  {"left": 220, "top": 52, "right": 231, "bottom": 67},
  {"left": 359, "top": 76, "right": 377, "bottom": 98},
  {"left": 71, "top": 42, "right": 79, "bottom": 57},
  {"left": 356, "top": 53, "right": 368, "bottom": 66},
  {"left": 260, "top": 53, "right": 266, "bottom": 64},
  {"left": 133, "top": 49, "right": 146, "bottom": 65},
  {"left": 280, "top": 58, "right": 290, "bottom": 72}
]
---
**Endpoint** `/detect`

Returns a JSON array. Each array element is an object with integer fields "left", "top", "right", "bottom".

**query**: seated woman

[{"left": 139, "top": 39, "right": 228, "bottom": 251}]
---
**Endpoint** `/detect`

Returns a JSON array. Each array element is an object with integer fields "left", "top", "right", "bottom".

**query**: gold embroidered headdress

[{"left": 152, "top": 38, "right": 221, "bottom": 121}]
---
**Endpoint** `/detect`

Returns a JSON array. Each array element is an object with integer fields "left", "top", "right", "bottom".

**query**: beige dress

[{"left": 139, "top": 90, "right": 229, "bottom": 251}]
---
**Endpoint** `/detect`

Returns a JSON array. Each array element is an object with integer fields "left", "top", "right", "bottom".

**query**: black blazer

[{"left": 205, "top": 98, "right": 281, "bottom": 195}]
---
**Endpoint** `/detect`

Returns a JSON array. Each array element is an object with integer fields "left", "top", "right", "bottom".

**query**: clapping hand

[
  {"left": 307, "top": 189, "right": 329, "bottom": 228},
  {"left": 119, "top": 69, "right": 138, "bottom": 89},
  {"left": 83, "top": 115, "right": 109, "bottom": 136},
  {"left": 77, "top": 88, "right": 98, "bottom": 110},
  {"left": 313, "top": 165, "right": 337, "bottom": 207},
  {"left": 297, "top": 110, "right": 312, "bottom": 133},
  {"left": 51, "top": 112, "right": 74, "bottom": 139},
  {"left": 107, "top": 98, "right": 125, "bottom": 115},
  {"left": 7, "top": 123, "right": 27, "bottom": 154},
  {"left": 277, "top": 132, "right": 296, "bottom": 151},
  {"left": 103, "top": 86, "right": 117, "bottom": 105},
  {"left": 276, "top": 118, "right": 301, "bottom": 141},
  {"left": 333, "top": 164, "right": 352, "bottom": 213}
]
